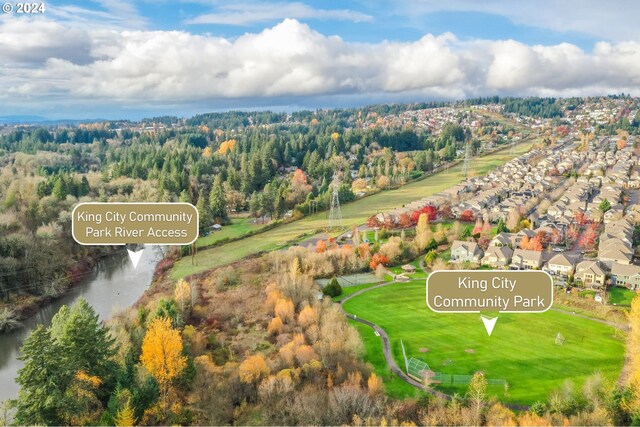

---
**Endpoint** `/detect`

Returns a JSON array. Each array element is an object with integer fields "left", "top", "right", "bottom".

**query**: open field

[
  {"left": 172, "top": 142, "right": 534, "bottom": 279},
  {"left": 342, "top": 281, "right": 625, "bottom": 404},
  {"left": 195, "top": 217, "right": 267, "bottom": 248}
]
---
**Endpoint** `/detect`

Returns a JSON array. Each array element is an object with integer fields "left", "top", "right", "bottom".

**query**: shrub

[{"left": 323, "top": 277, "right": 342, "bottom": 297}]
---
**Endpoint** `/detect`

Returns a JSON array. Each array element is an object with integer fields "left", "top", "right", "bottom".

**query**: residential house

[
  {"left": 510, "top": 249, "right": 543, "bottom": 270},
  {"left": 610, "top": 263, "right": 640, "bottom": 290},
  {"left": 489, "top": 233, "right": 515, "bottom": 248},
  {"left": 544, "top": 253, "right": 577, "bottom": 277},
  {"left": 450, "top": 240, "right": 483, "bottom": 263},
  {"left": 481, "top": 246, "right": 514, "bottom": 268},
  {"left": 574, "top": 260, "right": 607, "bottom": 287}
]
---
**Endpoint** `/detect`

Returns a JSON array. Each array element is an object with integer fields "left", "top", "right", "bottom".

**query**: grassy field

[
  {"left": 343, "top": 281, "right": 625, "bottom": 404},
  {"left": 172, "top": 142, "right": 533, "bottom": 279},
  {"left": 195, "top": 217, "right": 267, "bottom": 248},
  {"left": 609, "top": 286, "right": 638, "bottom": 306}
]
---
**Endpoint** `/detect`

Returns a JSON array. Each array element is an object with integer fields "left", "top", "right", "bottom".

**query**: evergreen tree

[
  {"left": 14, "top": 326, "right": 68, "bottom": 425},
  {"left": 195, "top": 189, "right": 210, "bottom": 230},
  {"left": 50, "top": 298, "right": 116, "bottom": 384},
  {"left": 249, "top": 191, "right": 263, "bottom": 222},
  {"left": 496, "top": 218, "right": 507, "bottom": 234},
  {"left": 209, "top": 175, "right": 229, "bottom": 224}
]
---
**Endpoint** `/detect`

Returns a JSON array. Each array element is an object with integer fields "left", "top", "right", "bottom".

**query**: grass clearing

[
  {"left": 172, "top": 142, "right": 533, "bottom": 279},
  {"left": 343, "top": 281, "right": 625, "bottom": 405},
  {"left": 196, "top": 217, "right": 267, "bottom": 248},
  {"left": 609, "top": 286, "right": 638, "bottom": 306}
]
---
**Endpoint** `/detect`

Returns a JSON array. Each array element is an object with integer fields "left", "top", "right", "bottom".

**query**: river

[{"left": 0, "top": 246, "right": 163, "bottom": 402}]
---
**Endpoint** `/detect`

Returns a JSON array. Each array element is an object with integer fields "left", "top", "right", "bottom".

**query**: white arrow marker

[
  {"left": 480, "top": 315, "right": 498, "bottom": 336},
  {"left": 127, "top": 248, "right": 144, "bottom": 269}
]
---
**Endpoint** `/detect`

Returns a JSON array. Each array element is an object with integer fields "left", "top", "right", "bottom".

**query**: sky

[{"left": 2, "top": 0, "right": 640, "bottom": 119}]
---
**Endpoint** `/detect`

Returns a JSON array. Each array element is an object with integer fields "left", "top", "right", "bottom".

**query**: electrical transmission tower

[
  {"left": 461, "top": 142, "right": 471, "bottom": 177},
  {"left": 328, "top": 172, "right": 343, "bottom": 229}
]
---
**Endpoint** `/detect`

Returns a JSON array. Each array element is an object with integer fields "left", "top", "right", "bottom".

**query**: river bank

[
  {"left": 0, "top": 246, "right": 162, "bottom": 402},
  {"left": 0, "top": 246, "right": 127, "bottom": 334}
]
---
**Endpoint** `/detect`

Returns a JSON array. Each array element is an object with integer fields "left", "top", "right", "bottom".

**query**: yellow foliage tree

[
  {"left": 627, "top": 296, "right": 640, "bottom": 412},
  {"left": 239, "top": 354, "right": 270, "bottom": 384},
  {"left": 298, "top": 305, "right": 318, "bottom": 328},
  {"left": 140, "top": 317, "right": 187, "bottom": 416},
  {"left": 141, "top": 317, "right": 187, "bottom": 385},
  {"left": 268, "top": 316, "right": 284, "bottom": 335},
  {"left": 174, "top": 279, "right": 191, "bottom": 314},
  {"left": 202, "top": 146, "right": 213, "bottom": 158},
  {"left": 331, "top": 132, "right": 340, "bottom": 141},
  {"left": 114, "top": 399, "right": 136, "bottom": 426},
  {"left": 367, "top": 373, "right": 384, "bottom": 395},
  {"left": 218, "top": 139, "right": 237, "bottom": 155},
  {"left": 275, "top": 297, "right": 295, "bottom": 322}
]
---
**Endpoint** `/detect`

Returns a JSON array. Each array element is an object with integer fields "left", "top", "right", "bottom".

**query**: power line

[{"left": 328, "top": 171, "right": 343, "bottom": 229}]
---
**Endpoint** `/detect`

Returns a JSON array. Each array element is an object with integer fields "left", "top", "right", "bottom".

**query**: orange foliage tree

[
  {"left": 316, "top": 240, "right": 327, "bottom": 253},
  {"left": 369, "top": 253, "right": 390, "bottom": 270}
]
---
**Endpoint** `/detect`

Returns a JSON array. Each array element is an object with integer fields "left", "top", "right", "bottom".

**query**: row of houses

[{"left": 449, "top": 216, "right": 640, "bottom": 290}]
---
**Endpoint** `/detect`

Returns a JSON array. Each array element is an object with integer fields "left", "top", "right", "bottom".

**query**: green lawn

[
  {"left": 172, "top": 142, "right": 533, "bottom": 279},
  {"left": 349, "top": 320, "right": 424, "bottom": 399},
  {"left": 332, "top": 283, "right": 381, "bottom": 302},
  {"left": 609, "top": 286, "right": 638, "bottom": 306},
  {"left": 196, "top": 217, "right": 267, "bottom": 248},
  {"left": 343, "top": 281, "right": 625, "bottom": 405},
  {"left": 388, "top": 258, "right": 428, "bottom": 280}
]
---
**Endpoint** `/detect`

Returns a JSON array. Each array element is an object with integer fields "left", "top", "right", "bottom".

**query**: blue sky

[
  {"left": 1, "top": 0, "right": 640, "bottom": 119},
  {"left": 60, "top": 0, "right": 604, "bottom": 47}
]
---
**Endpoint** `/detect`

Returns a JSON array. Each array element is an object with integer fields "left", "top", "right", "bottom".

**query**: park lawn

[
  {"left": 332, "top": 282, "right": 383, "bottom": 302},
  {"left": 172, "top": 142, "right": 533, "bottom": 280},
  {"left": 388, "top": 258, "right": 428, "bottom": 280},
  {"left": 609, "top": 286, "right": 638, "bottom": 306},
  {"left": 195, "top": 217, "right": 267, "bottom": 248},
  {"left": 349, "top": 320, "right": 425, "bottom": 400},
  {"left": 343, "top": 281, "right": 625, "bottom": 405}
]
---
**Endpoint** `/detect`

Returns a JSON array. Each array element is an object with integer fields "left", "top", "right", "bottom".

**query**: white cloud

[
  {"left": 395, "top": 0, "right": 640, "bottom": 42},
  {"left": 185, "top": 2, "right": 373, "bottom": 26},
  {"left": 2, "top": 17, "right": 640, "bottom": 117}
]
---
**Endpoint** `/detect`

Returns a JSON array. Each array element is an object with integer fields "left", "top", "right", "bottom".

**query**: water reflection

[{"left": 0, "top": 246, "right": 162, "bottom": 401}]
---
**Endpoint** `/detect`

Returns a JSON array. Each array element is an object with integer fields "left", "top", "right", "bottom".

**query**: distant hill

[{"left": 0, "top": 115, "right": 106, "bottom": 125}]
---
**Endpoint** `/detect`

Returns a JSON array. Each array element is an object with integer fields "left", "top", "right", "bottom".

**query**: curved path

[{"left": 338, "top": 279, "right": 452, "bottom": 401}]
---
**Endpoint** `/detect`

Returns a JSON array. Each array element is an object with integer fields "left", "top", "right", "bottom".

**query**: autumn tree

[
  {"left": 467, "top": 372, "right": 488, "bottom": 425},
  {"left": 316, "top": 239, "right": 327, "bottom": 253},
  {"left": 268, "top": 316, "right": 284, "bottom": 335},
  {"left": 369, "top": 253, "right": 390, "bottom": 270},
  {"left": 275, "top": 297, "right": 295, "bottom": 322},
  {"left": 460, "top": 209, "right": 475, "bottom": 222},
  {"left": 114, "top": 399, "right": 136, "bottom": 426},
  {"left": 357, "top": 243, "right": 371, "bottom": 260},
  {"left": 174, "top": 279, "right": 192, "bottom": 315},
  {"left": 239, "top": 354, "right": 270, "bottom": 384},
  {"left": 298, "top": 305, "right": 318, "bottom": 328},
  {"left": 415, "top": 213, "right": 431, "bottom": 251},
  {"left": 506, "top": 208, "right": 522, "bottom": 232},
  {"left": 140, "top": 317, "right": 187, "bottom": 417},
  {"left": 579, "top": 224, "right": 599, "bottom": 250},
  {"left": 626, "top": 297, "right": 640, "bottom": 418}
]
